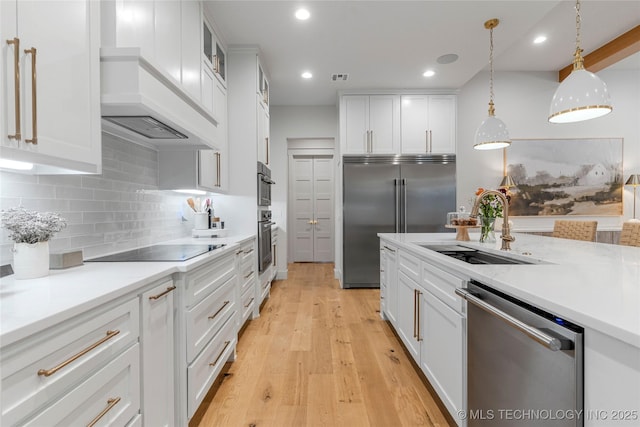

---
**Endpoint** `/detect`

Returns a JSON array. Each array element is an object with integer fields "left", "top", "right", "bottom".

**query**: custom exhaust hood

[{"left": 100, "top": 47, "right": 218, "bottom": 149}]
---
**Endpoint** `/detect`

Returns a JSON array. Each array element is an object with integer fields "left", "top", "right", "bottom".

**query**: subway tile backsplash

[{"left": 0, "top": 134, "right": 192, "bottom": 264}]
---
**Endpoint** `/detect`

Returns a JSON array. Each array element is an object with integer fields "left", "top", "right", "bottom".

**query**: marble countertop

[
  {"left": 0, "top": 234, "right": 256, "bottom": 347},
  {"left": 379, "top": 232, "right": 640, "bottom": 349}
]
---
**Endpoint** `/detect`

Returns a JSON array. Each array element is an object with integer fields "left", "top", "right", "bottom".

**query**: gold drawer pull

[
  {"left": 235, "top": 249, "right": 243, "bottom": 255},
  {"left": 208, "top": 301, "right": 230, "bottom": 320},
  {"left": 209, "top": 341, "right": 231, "bottom": 367},
  {"left": 6, "top": 37, "right": 21, "bottom": 141},
  {"left": 244, "top": 297, "right": 255, "bottom": 308},
  {"left": 87, "top": 397, "right": 121, "bottom": 427},
  {"left": 244, "top": 271, "right": 254, "bottom": 279},
  {"left": 243, "top": 248, "right": 254, "bottom": 254},
  {"left": 149, "top": 286, "right": 176, "bottom": 300},
  {"left": 38, "top": 330, "right": 120, "bottom": 377}
]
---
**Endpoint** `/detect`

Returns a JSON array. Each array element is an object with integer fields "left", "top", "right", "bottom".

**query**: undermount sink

[{"left": 419, "top": 244, "right": 534, "bottom": 265}]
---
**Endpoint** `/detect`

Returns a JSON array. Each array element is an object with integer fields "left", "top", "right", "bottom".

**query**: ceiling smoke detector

[{"left": 331, "top": 73, "right": 349, "bottom": 82}]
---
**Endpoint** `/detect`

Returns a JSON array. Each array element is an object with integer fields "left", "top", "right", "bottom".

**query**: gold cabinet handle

[
  {"left": 148, "top": 285, "right": 176, "bottom": 300},
  {"left": 244, "top": 271, "right": 254, "bottom": 279},
  {"left": 429, "top": 130, "right": 433, "bottom": 153},
  {"left": 236, "top": 249, "right": 244, "bottom": 255},
  {"left": 209, "top": 340, "right": 231, "bottom": 367},
  {"left": 6, "top": 37, "right": 21, "bottom": 141},
  {"left": 413, "top": 289, "right": 417, "bottom": 338},
  {"left": 87, "top": 397, "right": 121, "bottom": 427},
  {"left": 208, "top": 300, "right": 230, "bottom": 320},
  {"left": 426, "top": 130, "right": 429, "bottom": 152},
  {"left": 213, "top": 55, "right": 219, "bottom": 74},
  {"left": 416, "top": 290, "right": 422, "bottom": 341},
  {"left": 265, "top": 137, "right": 269, "bottom": 165},
  {"left": 24, "top": 47, "right": 37, "bottom": 144},
  {"left": 272, "top": 244, "right": 276, "bottom": 266},
  {"left": 215, "top": 152, "right": 221, "bottom": 187},
  {"left": 244, "top": 248, "right": 254, "bottom": 255},
  {"left": 244, "top": 297, "right": 255, "bottom": 308},
  {"left": 38, "top": 330, "right": 121, "bottom": 377}
]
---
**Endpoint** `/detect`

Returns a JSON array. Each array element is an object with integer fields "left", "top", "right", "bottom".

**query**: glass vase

[{"left": 479, "top": 216, "right": 496, "bottom": 243}]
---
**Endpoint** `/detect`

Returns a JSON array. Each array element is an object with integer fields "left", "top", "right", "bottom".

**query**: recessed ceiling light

[
  {"left": 423, "top": 70, "right": 436, "bottom": 77},
  {"left": 301, "top": 71, "right": 313, "bottom": 79},
  {"left": 295, "top": 8, "right": 310, "bottom": 20},
  {"left": 533, "top": 35, "right": 547, "bottom": 44}
]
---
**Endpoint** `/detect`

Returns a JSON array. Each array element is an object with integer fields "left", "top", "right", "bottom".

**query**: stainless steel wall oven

[
  {"left": 257, "top": 161, "right": 275, "bottom": 207},
  {"left": 258, "top": 209, "right": 273, "bottom": 272}
]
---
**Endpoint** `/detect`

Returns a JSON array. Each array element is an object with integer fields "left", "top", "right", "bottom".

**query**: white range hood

[{"left": 100, "top": 47, "right": 218, "bottom": 149}]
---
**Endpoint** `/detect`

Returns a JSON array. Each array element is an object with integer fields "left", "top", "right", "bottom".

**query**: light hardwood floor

[{"left": 193, "top": 263, "right": 452, "bottom": 427}]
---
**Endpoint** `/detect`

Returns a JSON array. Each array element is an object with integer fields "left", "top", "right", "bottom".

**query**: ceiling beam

[{"left": 558, "top": 25, "right": 640, "bottom": 82}]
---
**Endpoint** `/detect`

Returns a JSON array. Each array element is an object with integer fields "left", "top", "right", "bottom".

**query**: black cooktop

[{"left": 85, "top": 244, "right": 225, "bottom": 262}]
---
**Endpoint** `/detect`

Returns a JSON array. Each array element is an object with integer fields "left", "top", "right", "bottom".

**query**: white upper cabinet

[
  {"left": 340, "top": 95, "right": 400, "bottom": 155},
  {"left": 257, "top": 61, "right": 269, "bottom": 111},
  {"left": 400, "top": 95, "right": 456, "bottom": 154},
  {"left": 257, "top": 98, "right": 270, "bottom": 166},
  {"left": 181, "top": 0, "right": 202, "bottom": 100},
  {"left": 0, "top": 0, "right": 101, "bottom": 174},
  {"left": 154, "top": 0, "right": 182, "bottom": 82}
]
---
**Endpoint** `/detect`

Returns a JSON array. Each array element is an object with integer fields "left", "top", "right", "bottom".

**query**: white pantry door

[{"left": 291, "top": 155, "right": 334, "bottom": 262}]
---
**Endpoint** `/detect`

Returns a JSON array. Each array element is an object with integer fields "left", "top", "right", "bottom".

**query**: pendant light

[
  {"left": 548, "top": 0, "right": 612, "bottom": 123},
  {"left": 474, "top": 19, "right": 510, "bottom": 150}
]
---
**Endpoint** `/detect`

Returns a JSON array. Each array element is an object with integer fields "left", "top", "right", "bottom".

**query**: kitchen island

[{"left": 379, "top": 232, "right": 639, "bottom": 427}]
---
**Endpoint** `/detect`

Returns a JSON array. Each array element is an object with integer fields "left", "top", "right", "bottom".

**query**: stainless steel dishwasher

[{"left": 456, "top": 281, "right": 583, "bottom": 426}]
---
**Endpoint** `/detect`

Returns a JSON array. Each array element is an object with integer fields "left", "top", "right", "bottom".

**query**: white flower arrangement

[{"left": 1, "top": 207, "right": 67, "bottom": 244}]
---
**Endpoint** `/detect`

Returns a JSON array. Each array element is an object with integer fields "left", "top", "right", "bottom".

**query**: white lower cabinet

[
  {"left": 0, "top": 298, "right": 140, "bottom": 426},
  {"left": 236, "top": 238, "right": 257, "bottom": 326},
  {"left": 396, "top": 270, "right": 421, "bottom": 361},
  {"left": 382, "top": 243, "right": 398, "bottom": 324},
  {"left": 140, "top": 280, "right": 176, "bottom": 427},
  {"left": 420, "top": 290, "right": 465, "bottom": 421},
  {"left": 176, "top": 249, "right": 239, "bottom": 424},
  {"left": 187, "top": 315, "right": 237, "bottom": 418},
  {"left": 382, "top": 241, "right": 467, "bottom": 426},
  {"left": 23, "top": 344, "right": 140, "bottom": 427}
]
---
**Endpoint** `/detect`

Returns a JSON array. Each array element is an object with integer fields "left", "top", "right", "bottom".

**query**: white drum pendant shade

[
  {"left": 474, "top": 115, "right": 510, "bottom": 150},
  {"left": 473, "top": 18, "right": 510, "bottom": 151},
  {"left": 549, "top": 68, "right": 612, "bottom": 123}
]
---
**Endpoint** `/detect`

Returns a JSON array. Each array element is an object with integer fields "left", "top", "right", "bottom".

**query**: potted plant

[{"left": 1, "top": 207, "right": 67, "bottom": 279}]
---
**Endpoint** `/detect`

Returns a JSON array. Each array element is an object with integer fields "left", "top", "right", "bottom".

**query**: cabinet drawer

[
  {"left": 22, "top": 343, "right": 140, "bottom": 427},
  {"left": 240, "top": 265, "right": 256, "bottom": 294},
  {"left": 184, "top": 252, "right": 235, "bottom": 307},
  {"left": 240, "top": 284, "right": 255, "bottom": 324},
  {"left": 187, "top": 316, "right": 236, "bottom": 418},
  {"left": 421, "top": 261, "right": 466, "bottom": 313},
  {"left": 1, "top": 299, "right": 139, "bottom": 426},
  {"left": 399, "top": 250, "right": 421, "bottom": 283},
  {"left": 186, "top": 275, "right": 236, "bottom": 362},
  {"left": 240, "top": 244, "right": 255, "bottom": 267}
]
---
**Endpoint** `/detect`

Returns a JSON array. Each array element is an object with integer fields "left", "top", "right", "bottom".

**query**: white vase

[{"left": 13, "top": 241, "right": 50, "bottom": 279}]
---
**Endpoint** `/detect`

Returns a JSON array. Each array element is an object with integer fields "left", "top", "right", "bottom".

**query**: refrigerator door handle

[
  {"left": 402, "top": 179, "right": 407, "bottom": 233},
  {"left": 394, "top": 179, "right": 400, "bottom": 233}
]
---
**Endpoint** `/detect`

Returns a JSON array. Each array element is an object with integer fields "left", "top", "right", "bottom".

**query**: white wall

[
  {"left": 457, "top": 68, "right": 640, "bottom": 231},
  {"left": 269, "top": 105, "right": 338, "bottom": 266}
]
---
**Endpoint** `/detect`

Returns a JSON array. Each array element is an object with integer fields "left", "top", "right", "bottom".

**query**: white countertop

[
  {"left": 0, "top": 234, "right": 255, "bottom": 347},
  {"left": 379, "top": 232, "right": 640, "bottom": 349}
]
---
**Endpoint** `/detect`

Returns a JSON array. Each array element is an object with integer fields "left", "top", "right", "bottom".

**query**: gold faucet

[{"left": 470, "top": 190, "right": 515, "bottom": 250}]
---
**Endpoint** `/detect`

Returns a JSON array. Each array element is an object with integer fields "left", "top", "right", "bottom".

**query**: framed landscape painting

[{"left": 504, "top": 138, "right": 623, "bottom": 216}]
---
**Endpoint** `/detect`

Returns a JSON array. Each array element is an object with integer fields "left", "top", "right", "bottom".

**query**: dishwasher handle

[{"left": 455, "top": 288, "right": 565, "bottom": 351}]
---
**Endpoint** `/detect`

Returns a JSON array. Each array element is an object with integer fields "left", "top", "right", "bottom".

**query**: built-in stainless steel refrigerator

[{"left": 343, "top": 155, "right": 456, "bottom": 288}]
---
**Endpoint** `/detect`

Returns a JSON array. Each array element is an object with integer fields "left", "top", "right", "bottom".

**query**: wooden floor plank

[{"left": 195, "top": 263, "right": 451, "bottom": 427}]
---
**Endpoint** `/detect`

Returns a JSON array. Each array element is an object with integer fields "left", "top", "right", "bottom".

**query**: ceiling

[{"left": 204, "top": 1, "right": 640, "bottom": 106}]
